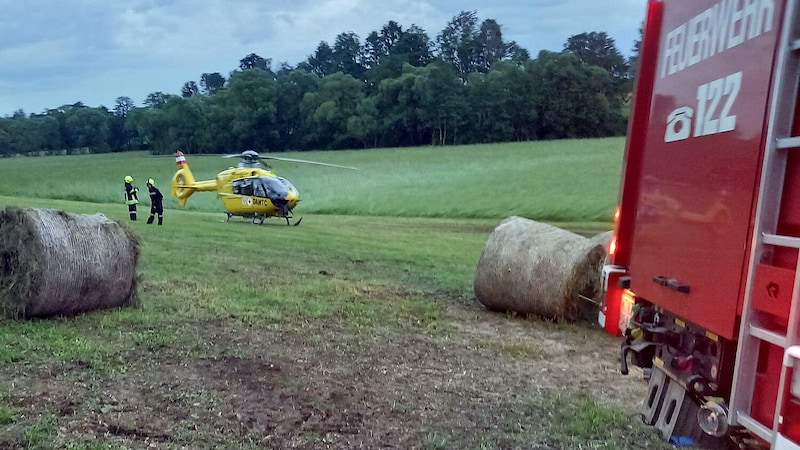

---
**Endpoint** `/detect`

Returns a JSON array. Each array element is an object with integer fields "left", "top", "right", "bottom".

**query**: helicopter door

[{"left": 251, "top": 179, "right": 268, "bottom": 198}]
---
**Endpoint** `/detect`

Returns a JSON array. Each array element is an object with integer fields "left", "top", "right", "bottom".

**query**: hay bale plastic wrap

[
  {"left": 473, "top": 216, "right": 609, "bottom": 322},
  {"left": 0, "top": 207, "right": 139, "bottom": 318}
]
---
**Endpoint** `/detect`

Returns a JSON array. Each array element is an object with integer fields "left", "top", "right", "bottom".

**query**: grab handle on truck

[{"left": 653, "top": 275, "right": 691, "bottom": 294}]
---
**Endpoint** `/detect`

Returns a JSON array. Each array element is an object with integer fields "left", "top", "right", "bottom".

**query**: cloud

[{"left": 0, "top": 0, "right": 647, "bottom": 115}]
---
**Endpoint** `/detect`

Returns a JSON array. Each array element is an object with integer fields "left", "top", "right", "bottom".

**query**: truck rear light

[
  {"left": 609, "top": 206, "right": 621, "bottom": 260},
  {"left": 609, "top": 237, "right": 618, "bottom": 257},
  {"left": 619, "top": 289, "right": 636, "bottom": 333},
  {"left": 599, "top": 266, "right": 629, "bottom": 336}
]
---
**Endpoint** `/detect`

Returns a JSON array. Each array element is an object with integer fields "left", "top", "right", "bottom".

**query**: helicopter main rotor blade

[{"left": 259, "top": 156, "right": 359, "bottom": 170}]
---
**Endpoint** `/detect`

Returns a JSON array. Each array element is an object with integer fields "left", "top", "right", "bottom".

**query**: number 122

[{"left": 695, "top": 72, "right": 741, "bottom": 137}]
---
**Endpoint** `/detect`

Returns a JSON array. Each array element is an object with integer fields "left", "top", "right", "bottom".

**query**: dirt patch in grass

[{"left": 0, "top": 295, "right": 671, "bottom": 449}]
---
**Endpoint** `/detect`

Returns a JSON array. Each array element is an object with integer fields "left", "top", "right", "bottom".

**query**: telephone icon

[{"left": 665, "top": 106, "right": 694, "bottom": 142}]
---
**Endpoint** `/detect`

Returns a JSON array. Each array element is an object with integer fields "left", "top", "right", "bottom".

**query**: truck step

[
  {"left": 763, "top": 233, "right": 800, "bottom": 248},
  {"left": 777, "top": 136, "right": 800, "bottom": 149},
  {"left": 736, "top": 412, "right": 774, "bottom": 444},
  {"left": 749, "top": 325, "right": 788, "bottom": 348}
]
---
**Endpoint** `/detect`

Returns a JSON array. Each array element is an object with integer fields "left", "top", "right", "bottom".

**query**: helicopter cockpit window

[
  {"left": 260, "top": 176, "right": 290, "bottom": 199},
  {"left": 252, "top": 179, "right": 267, "bottom": 198}
]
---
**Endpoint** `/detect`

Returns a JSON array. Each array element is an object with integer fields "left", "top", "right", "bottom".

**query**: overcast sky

[{"left": 0, "top": 0, "right": 647, "bottom": 116}]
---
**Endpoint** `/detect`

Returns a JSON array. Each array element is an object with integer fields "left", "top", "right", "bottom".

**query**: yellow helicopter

[{"left": 170, "top": 150, "right": 357, "bottom": 225}]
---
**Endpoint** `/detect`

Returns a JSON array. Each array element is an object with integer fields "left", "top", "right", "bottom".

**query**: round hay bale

[
  {"left": 588, "top": 230, "right": 613, "bottom": 250},
  {"left": 588, "top": 230, "right": 613, "bottom": 267},
  {"left": 0, "top": 207, "right": 140, "bottom": 318},
  {"left": 473, "top": 216, "right": 608, "bottom": 322}
]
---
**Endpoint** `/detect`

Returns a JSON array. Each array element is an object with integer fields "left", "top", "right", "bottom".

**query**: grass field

[
  {"left": 0, "top": 140, "right": 674, "bottom": 449},
  {"left": 0, "top": 137, "right": 624, "bottom": 222}
]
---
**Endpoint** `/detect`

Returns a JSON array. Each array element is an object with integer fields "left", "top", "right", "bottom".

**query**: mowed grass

[
  {"left": 0, "top": 137, "right": 624, "bottom": 222},
  {"left": 0, "top": 139, "right": 662, "bottom": 449}
]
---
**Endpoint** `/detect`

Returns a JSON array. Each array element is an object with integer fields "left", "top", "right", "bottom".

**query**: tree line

[{"left": 0, "top": 11, "right": 638, "bottom": 156}]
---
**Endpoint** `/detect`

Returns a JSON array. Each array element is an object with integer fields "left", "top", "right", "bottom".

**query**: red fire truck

[{"left": 601, "top": 0, "right": 800, "bottom": 448}]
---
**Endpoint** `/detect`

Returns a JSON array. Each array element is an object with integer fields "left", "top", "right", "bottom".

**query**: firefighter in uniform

[
  {"left": 123, "top": 175, "right": 139, "bottom": 221},
  {"left": 146, "top": 178, "right": 164, "bottom": 225}
]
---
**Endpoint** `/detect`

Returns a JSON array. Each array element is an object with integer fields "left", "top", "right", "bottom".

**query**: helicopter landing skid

[
  {"left": 281, "top": 215, "right": 302, "bottom": 226},
  {"left": 224, "top": 211, "right": 298, "bottom": 226}
]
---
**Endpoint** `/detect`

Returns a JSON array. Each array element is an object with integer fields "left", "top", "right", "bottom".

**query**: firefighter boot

[
  {"left": 147, "top": 214, "right": 154, "bottom": 224},
  {"left": 158, "top": 214, "right": 163, "bottom": 226}
]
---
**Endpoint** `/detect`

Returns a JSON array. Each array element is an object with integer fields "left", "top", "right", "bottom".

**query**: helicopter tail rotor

[
  {"left": 171, "top": 168, "right": 197, "bottom": 206},
  {"left": 171, "top": 152, "right": 218, "bottom": 206}
]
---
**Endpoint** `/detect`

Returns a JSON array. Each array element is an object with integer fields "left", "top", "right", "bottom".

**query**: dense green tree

[
  {"left": 363, "top": 31, "right": 384, "bottom": 69},
  {"left": 373, "top": 64, "right": 427, "bottom": 146},
  {"left": 498, "top": 61, "right": 538, "bottom": 140},
  {"left": 0, "top": 120, "right": 19, "bottom": 155},
  {"left": 306, "top": 42, "right": 337, "bottom": 77},
  {"left": 347, "top": 95, "right": 379, "bottom": 148},
  {"left": 110, "top": 97, "right": 136, "bottom": 151},
  {"left": 464, "top": 61, "right": 537, "bottom": 143},
  {"left": 629, "top": 24, "right": 644, "bottom": 77},
  {"left": 465, "top": 71, "right": 512, "bottom": 143},
  {"left": 476, "top": 19, "right": 510, "bottom": 72},
  {"left": 128, "top": 107, "right": 168, "bottom": 152},
  {"left": 2, "top": 115, "right": 62, "bottom": 154},
  {"left": 332, "top": 32, "right": 366, "bottom": 79},
  {"left": 380, "top": 21, "right": 404, "bottom": 52},
  {"left": 564, "top": 32, "right": 629, "bottom": 80},
  {"left": 274, "top": 69, "right": 319, "bottom": 151},
  {"left": 164, "top": 96, "right": 206, "bottom": 153},
  {"left": 114, "top": 97, "right": 135, "bottom": 117},
  {"left": 144, "top": 92, "right": 173, "bottom": 109},
  {"left": 181, "top": 81, "right": 200, "bottom": 97},
  {"left": 300, "top": 72, "right": 365, "bottom": 149},
  {"left": 200, "top": 72, "right": 226, "bottom": 95},
  {"left": 413, "top": 61, "right": 466, "bottom": 145},
  {"left": 437, "top": 10, "right": 480, "bottom": 78},
  {"left": 239, "top": 53, "right": 272, "bottom": 71},
  {"left": 127, "top": 96, "right": 207, "bottom": 154},
  {"left": 437, "top": 12, "right": 522, "bottom": 77},
  {"left": 527, "top": 50, "right": 623, "bottom": 139},
  {"left": 364, "top": 20, "right": 405, "bottom": 67},
  {"left": 508, "top": 43, "right": 532, "bottom": 65},
  {"left": 564, "top": 32, "right": 631, "bottom": 122},
  {"left": 0, "top": 126, "right": 11, "bottom": 155},
  {"left": 194, "top": 99, "right": 235, "bottom": 154},
  {"left": 365, "top": 25, "right": 433, "bottom": 92},
  {"left": 63, "top": 107, "right": 110, "bottom": 152},
  {"left": 394, "top": 25, "right": 433, "bottom": 67},
  {"left": 218, "top": 69, "right": 279, "bottom": 151},
  {"left": 37, "top": 116, "right": 63, "bottom": 151}
]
